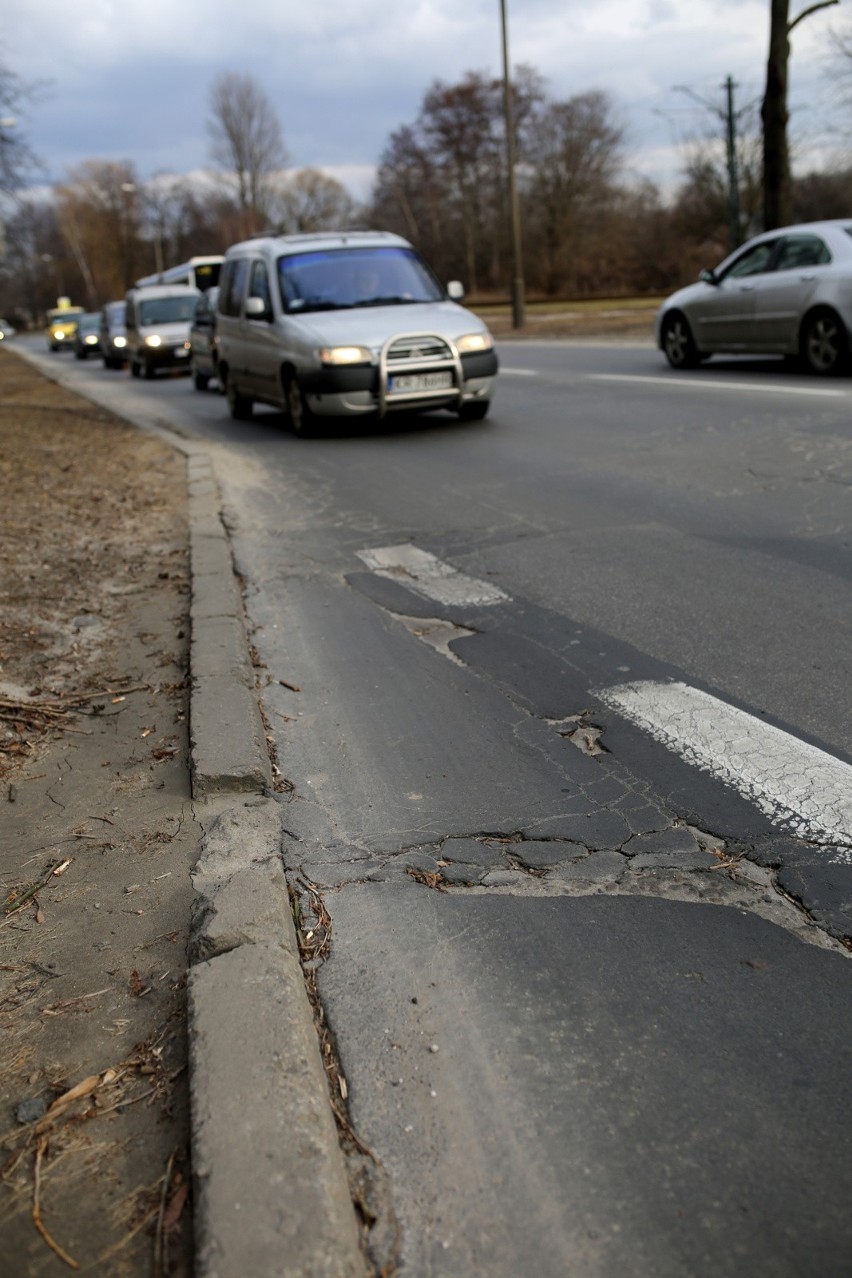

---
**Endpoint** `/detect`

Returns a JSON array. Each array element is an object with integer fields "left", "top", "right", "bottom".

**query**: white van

[
  {"left": 215, "top": 230, "right": 498, "bottom": 434},
  {"left": 124, "top": 284, "right": 200, "bottom": 379}
]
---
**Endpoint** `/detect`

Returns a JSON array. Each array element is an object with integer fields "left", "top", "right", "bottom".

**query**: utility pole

[
  {"left": 673, "top": 80, "right": 744, "bottom": 251},
  {"left": 500, "top": 0, "right": 525, "bottom": 329},
  {"left": 724, "top": 76, "right": 741, "bottom": 251}
]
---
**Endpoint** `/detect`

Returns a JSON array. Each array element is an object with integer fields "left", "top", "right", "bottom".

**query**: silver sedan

[{"left": 657, "top": 219, "right": 852, "bottom": 375}]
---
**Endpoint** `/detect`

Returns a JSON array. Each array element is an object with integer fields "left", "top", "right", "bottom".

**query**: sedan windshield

[{"left": 277, "top": 246, "right": 444, "bottom": 314}]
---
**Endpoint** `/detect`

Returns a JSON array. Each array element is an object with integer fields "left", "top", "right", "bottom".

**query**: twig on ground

[{"left": 32, "top": 1136, "right": 80, "bottom": 1270}]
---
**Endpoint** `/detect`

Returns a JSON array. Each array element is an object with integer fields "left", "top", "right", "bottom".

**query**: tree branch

[{"left": 788, "top": 0, "right": 839, "bottom": 36}]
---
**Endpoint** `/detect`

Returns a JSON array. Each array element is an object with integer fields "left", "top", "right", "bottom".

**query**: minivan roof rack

[{"left": 245, "top": 228, "right": 391, "bottom": 242}]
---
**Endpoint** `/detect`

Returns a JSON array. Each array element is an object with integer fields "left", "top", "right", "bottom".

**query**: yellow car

[{"left": 46, "top": 306, "right": 84, "bottom": 352}]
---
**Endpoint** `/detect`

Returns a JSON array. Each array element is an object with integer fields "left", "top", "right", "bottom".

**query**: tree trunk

[{"left": 761, "top": 0, "right": 791, "bottom": 230}]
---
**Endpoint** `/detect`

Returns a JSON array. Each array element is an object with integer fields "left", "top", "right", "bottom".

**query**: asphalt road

[{"left": 21, "top": 335, "right": 852, "bottom": 1276}]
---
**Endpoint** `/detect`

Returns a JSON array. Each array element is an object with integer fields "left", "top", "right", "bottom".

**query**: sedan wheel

[
  {"left": 801, "top": 310, "right": 848, "bottom": 375},
  {"left": 662, "top": 313, "right": 701, "bottom": 369}
]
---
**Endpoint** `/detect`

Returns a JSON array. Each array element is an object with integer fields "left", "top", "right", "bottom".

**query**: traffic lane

[
  {"left": 23, "top": 340, "right": 851, "bottom": 760},
  {"left": 317, "top": 884, "right": 852, "bottom": 1278},
  {"left": 497, "top": 334, "right": 852, "bottom": 389},
  {"left": 447, "top": 366, "right": 851, "bottom": 760},
  {"left": 119, "top": 343, "right": 850, "bottom": 812}
]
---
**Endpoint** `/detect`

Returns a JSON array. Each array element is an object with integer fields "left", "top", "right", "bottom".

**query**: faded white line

[
  {"left": 357, "top": 545, "right": 509, "bottom": 607},
  {"left": 596, "top": 680, "right": 852, "bottom": 848},
  {"left": 500, "top": 367, "right": 539, "bottom": 376},
  {"left": 588, "top": 373, "right": 847, "bottom": 398}
]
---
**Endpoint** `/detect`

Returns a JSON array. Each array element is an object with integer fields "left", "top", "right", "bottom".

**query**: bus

[{"left": 134, "top": 255, "right": 224, "bottom": 293}]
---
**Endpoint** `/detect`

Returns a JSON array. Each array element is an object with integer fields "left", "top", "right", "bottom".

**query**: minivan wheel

[
  {"left": 130, "top": 359, "right": 141, "bottom": 379},
  {"left": 285, "top": 375, "right": 316, "bottom": 437},
  {"left": 458, "top": 399, "right": 490, "bottom": 421},
  {"left": 225, "top": 374, "right": 254, "bottom": 420},
  {"left": 193, "top": 370, "right": 209, "bottom": 391}
]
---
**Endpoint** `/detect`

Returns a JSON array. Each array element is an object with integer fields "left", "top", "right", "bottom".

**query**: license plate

[{"left": 388, "top": 371, "right": 452, "bottom": 394}]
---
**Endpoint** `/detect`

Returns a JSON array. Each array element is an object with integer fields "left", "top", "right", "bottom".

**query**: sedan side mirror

[
  {"left": 447, "top": 280, "right": 464, "bottom": 301},
  {"left": 699, "top": 268, "right": 718, "bottom": 286}
]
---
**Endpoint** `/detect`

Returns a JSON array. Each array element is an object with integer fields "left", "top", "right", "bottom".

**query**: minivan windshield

[
  {"left": 138, "top": 297, "right": 197, "bottom": 325},
  {"left": 277, "top": 246, "right": 445, "bottom": 314}
]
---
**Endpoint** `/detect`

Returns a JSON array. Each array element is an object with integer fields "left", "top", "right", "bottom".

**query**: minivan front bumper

[{"left": 302, "top": 345, "right": 498, "bottom": 418}]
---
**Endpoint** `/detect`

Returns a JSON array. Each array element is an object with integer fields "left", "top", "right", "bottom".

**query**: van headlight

[
  {"left": 456, "top": 332, "right": 493, "bottom": 353},
  {"left": 145, "top": 335, "right": 162, "bottom": 347},
  {"left": 318, "top": 345, "right": 373, "bottom": 365}
]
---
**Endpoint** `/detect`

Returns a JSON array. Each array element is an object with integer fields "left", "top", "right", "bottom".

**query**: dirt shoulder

[
  {"left": 480, "top": 304, "right": 659, "bottom": 341},
  {"left": 0, "top": 348, "right": 198, "bottom": 1275}
]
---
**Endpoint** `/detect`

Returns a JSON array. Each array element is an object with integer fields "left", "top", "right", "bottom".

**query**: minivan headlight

[
  {"left": 145, "top": 335, "right": 162, "bottom": 347},
  {"left": 319, "top": 345, "right": 373, "bottom": 365},
  {"left": 456, "top": 332, "right": 493, "bottom": 354},
  {"left": 114, "top": 336, "right": 127, "bottom": 348}
]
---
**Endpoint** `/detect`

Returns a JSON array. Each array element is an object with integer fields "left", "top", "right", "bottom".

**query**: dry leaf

[{"left": 162, "top": 1181, "right": 189, "bottom": 1232}]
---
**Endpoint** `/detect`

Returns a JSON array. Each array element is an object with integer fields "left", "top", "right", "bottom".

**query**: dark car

[
  {"left": 188, "top": 287, "right": 220, "bottom": 390},
  {"left": 100, "top": 300, "right": 128, "bottom": 369},
  {"left": 73, "top": 313, "right": 103, "bottom": 359}
]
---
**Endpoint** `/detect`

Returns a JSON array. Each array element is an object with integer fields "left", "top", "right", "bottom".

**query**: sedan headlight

[
  {"left": 114, "top": 336, "right": 126, "bottom": 348},
  {"left": 85, "top": 334, "right": 98, "bottom": 345},
  {"left": 145, "top": 335, "right": 162, "bottom": 348},
  {"left": 318, "top": 345, "right": 373, "bottom": 365},
  {"left": 55, "top": 331, "right": 65, "bottom": 341},
  {"left": 456, "top": 332, "right": 493, "bottom": 354}
]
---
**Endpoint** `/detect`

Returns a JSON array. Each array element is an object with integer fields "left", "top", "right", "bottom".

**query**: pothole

[{"left": 394, "top": 614, "right": 476, "bottom": 666}]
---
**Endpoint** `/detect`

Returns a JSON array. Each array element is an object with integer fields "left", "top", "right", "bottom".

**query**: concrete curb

[{"left": 6, "top": 347, "right": 367, "bottom": 1277}]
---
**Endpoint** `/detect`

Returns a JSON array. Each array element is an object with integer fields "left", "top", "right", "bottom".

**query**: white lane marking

[
  {"left": 500, "top": 367, "right": 539, "bottom": 376},
  {"left": 596, "top": 680, "right": 852, "bottom": 848},
  {"left": 357, "top": 545, "right": 509, "bottom": 607},
  {"left": 588, "top": 373, "right": 847, "bottom": 398}
]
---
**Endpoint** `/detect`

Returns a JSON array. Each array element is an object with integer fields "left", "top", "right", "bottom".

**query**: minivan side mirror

[
  {"left": 447, "top": 280, "right": 464, "bottom": 301},
  {"left": 245, "top": 295, "right": 272, "bottom": 321}
]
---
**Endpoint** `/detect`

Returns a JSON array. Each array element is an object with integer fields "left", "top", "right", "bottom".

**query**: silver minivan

[
  {"left": 124, "top": 284, "right": 200, "bottom": 379},
  {"left": 216, "top": 230, "right": 498, "bottom": 433}
]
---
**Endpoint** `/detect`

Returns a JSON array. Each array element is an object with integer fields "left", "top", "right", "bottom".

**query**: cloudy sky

[{"left": 3, "top": 0, "right": 847, "bottom": 201}]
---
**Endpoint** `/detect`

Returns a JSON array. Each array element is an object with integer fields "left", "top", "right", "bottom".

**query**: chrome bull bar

[{"left": 377, "top": 331, "right": 464, "bottom": 420}]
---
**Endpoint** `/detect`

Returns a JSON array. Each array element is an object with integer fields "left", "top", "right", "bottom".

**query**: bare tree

[
  {"left": 267, "top": 169, "right": 358, "bottom": 234},
  {"left": 207, "top": 71, "right": 287, "bottom": 233},
  {"left": 0, "top": 59, "right": 41, "bottom": 196},
  {"left": 55, "top": 160, "right": 144, "bottom": 302},
  {"left": 762, "top": 0, "right": 839, "bottom": 229},
  {"left": 523, "top": 91, "right": 623, "bottom": 294}
]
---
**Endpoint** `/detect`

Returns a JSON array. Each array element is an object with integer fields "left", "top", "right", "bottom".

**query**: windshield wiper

[
  {"left": 290, "top": 300, "right": 353, "bottom": 313},
  {"left": 354, "top": 295, "right": 421, "bottom": 308}
]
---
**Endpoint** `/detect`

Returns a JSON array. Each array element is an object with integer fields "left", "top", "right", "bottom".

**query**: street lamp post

[
  {"left": 500, "top": 0, "right": 525, "bottom": 329},
  {"left": 120, "top": 182, "right": 137, "bottom": 288}
]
